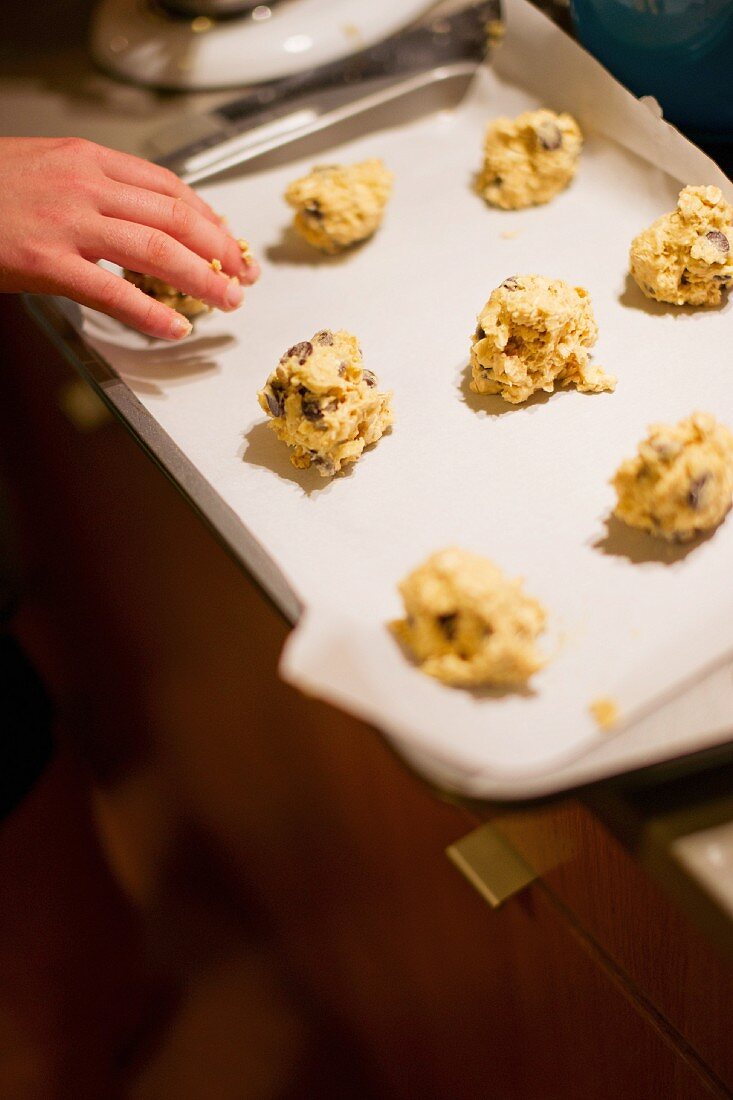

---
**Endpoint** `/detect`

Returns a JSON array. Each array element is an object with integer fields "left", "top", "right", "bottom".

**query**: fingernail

[
  {"left": 226, "top": 277, "right": 244, "bottom": 309},
  {"left": 241, "top": 258, "right": 261, "bottom": 283},
  {"left": 171, "top": 315, "right": 192, "bottom": 339}
]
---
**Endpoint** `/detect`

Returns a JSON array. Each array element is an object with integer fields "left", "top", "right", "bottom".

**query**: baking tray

[{"left": 28, "top": 0, "right": 733, "bottom": 799}]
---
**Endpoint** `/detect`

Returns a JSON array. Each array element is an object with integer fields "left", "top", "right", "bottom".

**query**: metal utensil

[{"left": 149, "top": 0, "right": 497, "bottom": 184}]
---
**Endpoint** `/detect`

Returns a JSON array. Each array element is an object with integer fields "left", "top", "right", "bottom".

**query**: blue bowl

[{"left": 570, "top": 0, "right": 733, "bottom": 143}]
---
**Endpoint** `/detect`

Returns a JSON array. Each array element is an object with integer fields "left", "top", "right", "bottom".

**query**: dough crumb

[
  {"left": 477, "top": 109, "right": 582, "bottom": 210},
  {"left": 500, "top": 229, "right": 522, "bottom": 240},
  {"left": 589, "top": 696, "right": 619, "bottom": 730},
  {"left": 209, "top": 258, "right": 223, "bottom": 274},
  {"left": 613, "top": 413, "right": 733, "bottom": 542},
  {"left": 470, "top": 275, "right": 615, "bottom": 404},
  {"left": 629, "top": 185, "right": 733, "bottom": 306},
  {"left": 391, "top": 547, "right": 547, "bottom": 688},
  {"left": 123, "top": 270, "right": 210, "bottom": 320},
  {"left": 285, "top": 159, "right": 394, "bottom": 254},
  {"left": 258, "top": 329, "right": 393, "bottom": 477},
  {"left": 237, "top": 238, "right": 255, "bottom": 265}
]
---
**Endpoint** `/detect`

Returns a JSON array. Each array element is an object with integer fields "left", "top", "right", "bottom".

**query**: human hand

[{"left": 0, "top": 136, "right": 260, "bottom": 340}]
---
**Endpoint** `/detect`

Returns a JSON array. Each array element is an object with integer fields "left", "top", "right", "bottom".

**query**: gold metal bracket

[{"left": 446, "top": 823, "right": 538, "bottom": 908}]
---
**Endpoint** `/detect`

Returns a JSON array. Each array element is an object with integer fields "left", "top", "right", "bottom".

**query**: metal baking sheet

[{"left": 35, "top": 0, "right": 733, "bottom": 799}]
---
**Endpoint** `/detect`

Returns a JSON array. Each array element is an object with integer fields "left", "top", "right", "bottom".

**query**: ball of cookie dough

[
  {"left": 124, "top": 270, "right": 211, "bottom": 320},
  {"left": 284, "top": 159, "right": 394, "bottom": 254},
  {"left": 477, "top": 109, "right": 583, "bottom": 210},
  {"left": 613, "top": 413, "right": 733, "bottom": 542},
  {"left": 470, "top": 275, "right": 615, "bottom": 404},
  {"left": 629, "top": 185, "right": 733, "bottom": 307},
  {"left": 391, "top": 548, "right": 547, "bottom": 688},
  {"left": 258, "top": 329, "right": 393, "bottom": 476}
]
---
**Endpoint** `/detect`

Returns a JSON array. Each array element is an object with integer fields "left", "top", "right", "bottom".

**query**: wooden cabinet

[
  {"left": 2, "top": 298, "right": 731, "bottom": 1098},
  {"left": 492, "top": 801, "right": 733, "bottom": 1090}
]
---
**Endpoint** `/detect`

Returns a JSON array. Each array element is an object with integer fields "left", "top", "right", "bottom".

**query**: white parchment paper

[{"left": 70, "top": 0, "right": 733, "bottom": 796}]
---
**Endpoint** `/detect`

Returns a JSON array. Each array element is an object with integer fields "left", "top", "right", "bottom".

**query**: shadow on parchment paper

[
  {"left": 617, "top": 272, "right": 725, "bottom": 318},
  {"left": 387, "top": 628, "right": 537, "bottom": 702},
  {"left": 592, "top": 513, "right": 716, "bottom": 564},
  {"left": 93, "top": 333, "right": 233, "bottom": 397},
  {"left": 240, "top": 421, "right": 338, "bottom": 496},
  {"left": 464, "top": 680, "right": 536, "bottom": 702},
  {"left": 457, "top": 361, "right": 555, "bottom": 417},
  {"left": 265, "top": 226, "right": 368, "bottom": 268}
]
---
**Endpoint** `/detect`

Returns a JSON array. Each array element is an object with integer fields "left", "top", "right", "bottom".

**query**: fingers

[
  {"left": 97, "top": 182, "right": 259, "bottom": 285},
  {"left": 91, "top": 147, "right": 259, "bottom": 288},
  {"left": 57, "top": 257, "right": 193, "bottom": 340},
  {"left": 98, "top": 146, "right": 221, "bottom": 228},
  {"left": 86, "top": 217, "right": 245, "bottom": 312}
]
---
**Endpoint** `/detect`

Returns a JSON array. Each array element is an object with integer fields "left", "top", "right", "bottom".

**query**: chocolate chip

[
  {"left": 305, "top": 201, "right": 323, "bottom": 220},
  {"left": 312, "top": 454, "right": 335, "bottom": 475},
  {"left": 680, "top": 274, "right": 689, "bottom": 285},
  {"left": 490, "top": 176, "right": 503, "bottom": 187},
  {"left": 706, "top": 230, "right": 730, "bottom": 254},
  {"left": 687, "top": 473, "right": 711, "bottom": 510},
  {"left": 474, "top": 324, "right": 484, "bottom": 340},
  {"left": 338, "top": 362, "right": 347, "bottom": 376},
  {"left": 286, "top": 341, "right": 313, "bottom": 365},
  {"left": 502, "top": 276, "right": 521, "bottom": 291},
  {"left": 301, "top": 392, "right": 323, "bottom": 421},
  {"left": 535, "top": 121, "right": 562, "bottom": 151},
  {"left": 265, "top": 387, "right": 284, "bottom": 418},
  {"left": 315, "top": 330, "right": 334, "bottom": 345},
  {"left": 437, "top": 613, "right": 458, "bottom": 640},
  {"left": 362, "top": 369, "right": 377, "bottom": 388}
]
